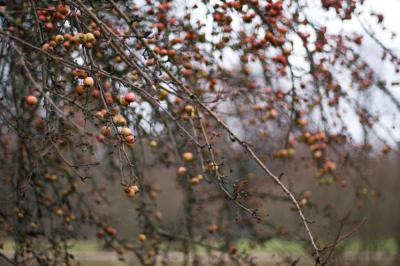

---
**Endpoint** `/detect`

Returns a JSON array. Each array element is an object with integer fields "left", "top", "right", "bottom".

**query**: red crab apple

[
  {"left": 208, "top": 224, "right": 218, "bottom": 234},
  {"left": 96, "top": 135, "right": 105, "bottom": 143},
  {"left": 303, "top": 191, "right": 312, "bottom": 200},
  {"left": 91, "top": 89, "right": 100, "bottom": 98},
  {"left": 26, "top": 95, "right": 38, "bottom": 106},
  {"left": 125, "top": 135, "right": 136, "bottom": 144},
  {"left": 124, "top": 92, "right": 136, "bottom": 103},
  {"left": 100, "top": 126, "right": 111, "bottom": 136}
]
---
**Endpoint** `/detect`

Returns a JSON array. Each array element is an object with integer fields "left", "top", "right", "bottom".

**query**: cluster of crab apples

[
  {"left": 35, "top": 5, "right": 103, "bottom": 52},
  {"left": 96, "top": 93, "right": 137, "bottom": 145},
  {"left": 42, "top": 31, "right": 98, "bottom": 52},
  {"left": 176, "top": 152, "right": 205, "bottom": 186}
]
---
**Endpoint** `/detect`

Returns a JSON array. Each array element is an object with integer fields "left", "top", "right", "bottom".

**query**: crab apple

[
  {"left": 167, "top": 49, "right": 176, "bottom": 57},
  {"left": 34, "top": 117, "right": 45, "bottom": 129},
  {"left": 55, "top": 34, "right": 64, "bottom": 44},
  {"left": 105, "top": 92, "right": 113, "bottom": 104},
  {"left": 96, "top": 135, "right": 105, "bottom": 143},
  {"left": 75, "top": 85, "right": 85, "bottom": 95},
  {"left": 86, "top": 32, "right": 96, "bottom": 43},
  {"left": 177, "top": 166, "right": 187, "bottom": 175},
  {"left": 138, "top": 233, "right": 147, "bottom": 242},
  {"left": 124, "top": 185, "right": 139, "bottom": 197},
  {"left": 159, "top": 89, "right": 169, "bottom": 100},
  {"left": 49, "top": 40, "right": 57, "bottom": 47},
  {"left": 120, "top": 127, "right": 132, "bottom": 137},
  {"left": 93, "top": 30, "right": 101, "bottom": 38},
  {"left": 119, "top": 96, "right": 128, "bottom": 106},
  {"left": 230, "top": 246, "right": 237, "bottom": 255},
  {"left": 130, "top": 73, "right": 139, "bottom": 81},
  {"left": 150, "top": 140, "right": 157, "bottom": 148},
  {"left": 100, "top": 126, "right": 111, "bottom": 136},
  {"left": 181, "top": 68, "right": 193, "bottom": 76},
  {"left": 159, "top": 49, "right": 168, "bottom": 56},
  {"left": 96, "top": 230, "right": 105, "bottom": 239},
  {"left": 91, "top": 89, "right": 100, "bottom": 98},
  {"left": 44, "top": 174, "right": 58, "bottom": 182},
  {"left": 296, "top": 117, "right": 307, "bottom": 126},
  {"left": 154, "top": 211, "right": 163, "bottom": 222},
  {"left": 299, "top": 198, "right": 308, "bottom": 207},
  {"left": 84, "top": 77, "right": 94, "bottom": 87},
  {"left": 113, "top": 114, "right": 127, "bottom": 126},
  {"left": 184, "top": 105, "right": 194, "bottom": 116},
  {"left": 26, "top": 95, "right": 38, "bottom": 106},
  {"left": 287, "top": 148, "right": 295, "bottom": 157},
  {"left": 174, "top": 97, "right": 183, "bottom": 105},
  {"left": 38, "top": 15, "right": 46, "bottom": 21},
  {"left": 208, "top": 224, "right": 218, "bottom": 234},
  {"left": 44, "top": 22, "right": 54, "bottom": 30},
  {"left": 182, "top": 152, "right": 193, "bottom": 161},
  {"left": 105, "top": 226, "right": 117, "bottom": 236},
  {"left": 75, "top": 33, "right": 86, "bottom": 43},
  {"left": 208, "top": 162, "right": 218, "bottom": 173},
  {"left": 313, "top": 150, "right": 322, "bottom": 159},
  {"left": 125, "top": 135, "right": 136, "bottom": 144},
  {"left": 42, "top": 43, "right": 52, "bottom": 52},
  {"left": 63, "top": 41, "right": 71, "bottom": 49},
  {"left": 303, "top": 191, "right": 312, "bottom": 200},
  {"left": 124, "top": 92, "right": 136, "bottom": 103},
  {"left": 96, "top": 109, "right": 107, "bottom": 119},
  {"left": 191, "top": 176, "right": 200, "bottom": 185},
  {"left": 57, "top": 4, "right": 70, "bottom": 15},
  {"left": 103, "top": 80, "right": 112, "bottom": 90},
  {"left": 55, "top": 208, "right": 63, "bottom": 216}
]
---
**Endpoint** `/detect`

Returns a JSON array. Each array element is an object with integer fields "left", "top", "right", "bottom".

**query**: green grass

[
  {"left": 3, "top": 238, "right": 398, "bottom": 253},
  {"left": 68, "top": 240, "right": 104, "bottom": 252},
  {"left": 1, "top": 239, "right": 104, "bottom": 252},
  {"left": 237, "top": 238, "right": 306, "bottom": 254},
  {"left": 341, "top": 238, "right": 398, "bottom": 253},
  {"left": 2, "top": 237, "right": 398, "bottom": 266}
]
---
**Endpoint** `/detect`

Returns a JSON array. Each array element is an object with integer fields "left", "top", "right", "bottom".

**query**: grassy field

[{"left": 1, "top": 238, "right": 398, "bottom": 265}]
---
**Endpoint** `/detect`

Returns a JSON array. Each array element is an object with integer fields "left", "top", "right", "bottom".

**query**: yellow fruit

[
  {"left": 184, "top": 105, "right": 195, "bottom": 116},
  {"left": 138, "top": 233, "right": 146, "bottom": 242},
  {"left": 121, "top": 127, "right": 132, "bottom": 137},
  {"left": 84, "top": 77, "right": 94, "bottom": 87},
  {"left": 150, "top": 140, "right": 157, "bottom": 148},
  {"left": 86, "top": 32, "right": 96, "bottom": 43},
  {"left": 75, "top": 33, "right": 86, "bottom": 43},
  {"left": 159, "top": 89, "right": 169, "bottom": 100},
  {"left": 124, "top": 185, "right": 139, "bottom": 197},
  {"left": 208, "top": 162, "right": 218, "bottom": 173},
  {"left": 55, "top": 34, "right": 64, "bottom": 44},
  {"left": 191, "top": 177, "right": 200, "bottom": 185},
  {"left": 113, "top": 114, "right": 127, "bottom": 126},
  {"left": 177, "top": 166, "right": 187, "bottom": 175},
  {"left": 182, "top": 152, "right": 193, "bottom": 161}
]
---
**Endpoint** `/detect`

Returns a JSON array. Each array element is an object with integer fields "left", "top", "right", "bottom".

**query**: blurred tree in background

[{"left": 0, "top": 0, "right": 399, "bottom": 265}]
